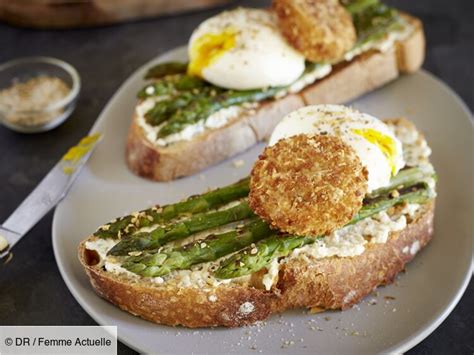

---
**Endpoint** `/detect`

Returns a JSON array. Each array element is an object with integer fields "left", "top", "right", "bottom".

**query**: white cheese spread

[
  {"left": 136, "top": 101, "right": 252, "bottom": 147},
  {"left": 288, "top": 64, "right": 332, "bottom": 94},
  {"left": 85, "top": 238, "right": 117, "bottom": 260},
  {"left": 275, "top": 64, "right": 333, "bottom": 99},
  {"left": 387, "top": 121, "right": 432, "bottom": 167},
  {"left": 262, "top": 258, "right": 280, "bottom": 291},
  {"left": 104, "top": 261, "right": 138, "bottom": 279},
  {"left": 288, "top": 209, "right": 408, "bottom": 261},
  {"left": 85, "top": 238, "right": 139, "bottom": 278}
]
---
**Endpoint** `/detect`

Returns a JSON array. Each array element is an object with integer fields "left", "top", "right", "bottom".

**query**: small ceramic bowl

[{"left": 0, "top": 56, "right": 81, "bottom": 133}]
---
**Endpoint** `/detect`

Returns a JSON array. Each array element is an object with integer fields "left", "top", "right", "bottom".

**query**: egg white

[
  {"left": 188, "top": 8, "right": 305, "bottom": 90},
  {"left": 269, "top": 105, "right": 405, "bottom": 192}
]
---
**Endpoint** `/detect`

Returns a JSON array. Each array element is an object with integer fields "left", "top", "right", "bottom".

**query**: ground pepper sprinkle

[{"left": 0, "top": 75, "right": 70, "bottom": 126}]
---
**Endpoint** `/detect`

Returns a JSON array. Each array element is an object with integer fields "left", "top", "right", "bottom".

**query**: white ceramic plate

[{"left": 53, "top": 47, "right": 473, "bottom": 354}]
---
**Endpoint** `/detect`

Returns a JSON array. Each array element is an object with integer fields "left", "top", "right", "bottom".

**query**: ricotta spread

[
  {"left": 104, "top": 261, "right": 138, "bottom": 279},
  {"left": 258, "top": 202, "right": 422, "bottom": 290},
  {"left": 85, "top": 238, "right": 138, "bottom": 278},
  {"left": 288, "top": 209, "right": 410, "bottom": 261},
  {"left": 85, "top": 238, "right": 117, "bottom": 260},
  {"left": 288, "top": 64, "right": 332, "bottom": 94},
  {"left": 136, "top": 101, "right": 253, "bottom": 147},
  {"left": 262, "top": 258, "right": 280, "bottom": 291},
  {"left": 386, "top": 121, "right": 436, "bottom": 191},
  {"left": 387, "top": 121, "right": 432, "bottom": 167},
  {"left": 274, "top": 64, "right": 333, "bottom": 99}
]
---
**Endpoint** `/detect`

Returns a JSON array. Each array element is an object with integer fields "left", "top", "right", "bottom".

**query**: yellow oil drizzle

[
  {"left": 188, "top": 27, "right": 237, "bottom": 77},
  {"left": 352, "top": 128, "right": 397, "bottom": 175},
  {"left": 62, "top": 133, "right": 102, "bottom": 174}
]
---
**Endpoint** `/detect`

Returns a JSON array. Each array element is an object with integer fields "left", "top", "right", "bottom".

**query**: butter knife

[{"left": 0, "top": 133, "right": 103, "bottom": 262}]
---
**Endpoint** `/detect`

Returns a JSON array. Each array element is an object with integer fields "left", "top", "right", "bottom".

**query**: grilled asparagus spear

[
  {"left": 143, "top": 63, "right": 324, "bottom": 129},
  {"left": 137, "top": 74, "right": 207, "bottom": 99},
  {"left": 342, "top": 0, "right": 379, "bottom": 15},
  {"left": 94, "top": 177, "right": 250, "bottom": 239},
  {"left": 351, "top": 1, "right": 402, "bottom": 51},
  {"left": 122, "top": 218, "right": 273, "bottom": 277},
  {"left": 122, "top": 183, "right": 433, "bottom": 278},
  {"left": 108, "top": 201, "right": 255, "bottom": 256},
  {"left": 145, "top": 87, "right": 224, "bottom": 126},
  {"left": 95, "top": 167, "right": 431, "bottom": 239},
  {"left": 108, "top": 167, "right": 432, "bottom": 253},
  {"left": 144, "top": 61, "right": 188, "bottom": 80},
  {"left": 367, "top": 165, "right": 436, "bottom": 198},
  {"left": 144, "top": 92, "right": 195, "bottom": 126},
  {"left": 214, "top": 186, "right": 433, "bottom": 279},
  {"left": 156, "top": 86, "right": 283, "bottom": 138}
]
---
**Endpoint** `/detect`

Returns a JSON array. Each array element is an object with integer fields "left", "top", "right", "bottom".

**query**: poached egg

[
  {"left": 269, "top": 105, "right": 405, "bottom": 192},
  {"left": 188, "top": 8, "right": 305, "bottom": 90}
]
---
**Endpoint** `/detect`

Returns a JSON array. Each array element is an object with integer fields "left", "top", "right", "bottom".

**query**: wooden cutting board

[{"left": 0, "top": 0, "right": 233, "bottom": 29}]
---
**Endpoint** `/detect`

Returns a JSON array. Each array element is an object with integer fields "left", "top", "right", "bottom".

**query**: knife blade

[{"left": 0, "top": 133, "right": 103, "bottom": 261}]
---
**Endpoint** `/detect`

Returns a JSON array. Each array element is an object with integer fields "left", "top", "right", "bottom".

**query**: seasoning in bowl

[
  {"left": 0, "top": 75, "right": 70, "bottom": 127},
  {"left": 0, "top": 56, "right": 81, "bottom": 133}
]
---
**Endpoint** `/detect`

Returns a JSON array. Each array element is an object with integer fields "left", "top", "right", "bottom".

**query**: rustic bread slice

[
  {"left": 126, "top": 14, "right": 424, "bottom": 181},
  {"left": 79, "top": 200, "right": 434, "bottom": 328}
]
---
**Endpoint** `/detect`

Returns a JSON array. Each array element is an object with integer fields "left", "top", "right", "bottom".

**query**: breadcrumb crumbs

[
  {"left": 249, "top": 134, "right": 368, "bottom": 236},
  {"left": 273, "top": 0, "right": 356, "bottom": 62}
]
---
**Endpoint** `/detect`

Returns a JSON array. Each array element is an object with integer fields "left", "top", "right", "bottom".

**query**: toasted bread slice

[
  {"left": 83, "top": 114, "right": 435, "bottom": 328},
  {"left": 126, "top": 14, "right": 424, "bottom": 181},
  {"left": 79, "top": 201, "right": 434, "bottom": 328}
]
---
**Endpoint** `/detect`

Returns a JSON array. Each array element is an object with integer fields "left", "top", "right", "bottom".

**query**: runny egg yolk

[
  {"left": 188, "top": 27, "right": 237, "bottom": 78},
  {"left": 352, "top": 128, "right": 398, "bottom": 175}
]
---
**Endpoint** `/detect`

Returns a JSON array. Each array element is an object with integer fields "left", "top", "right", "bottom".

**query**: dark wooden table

[{"left": 0, "top": 0, "right": 472, "bottom": 353}]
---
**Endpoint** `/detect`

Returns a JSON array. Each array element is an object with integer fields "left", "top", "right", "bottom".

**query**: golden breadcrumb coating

[
  {"left": 249, "top": 134, "right": 368, "bottom": 237},
  {"left": 273, "top": 0, "right": 356, "bottom": 62}
]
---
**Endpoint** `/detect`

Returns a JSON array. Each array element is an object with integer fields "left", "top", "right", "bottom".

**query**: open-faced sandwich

[
  {"left": 126, "top": 0, "right": 425, "bottom": 181},
  {"left": 80, "top": 104, "right": 436, "bottom": 327}
]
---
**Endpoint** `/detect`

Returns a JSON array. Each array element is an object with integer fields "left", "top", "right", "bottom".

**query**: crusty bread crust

[
  {"left": 79, "top": 201, "right": 434, "bottom": 328},
  {"left": 396, "top": 16, "right": 425, "bottom": 73},
  {"left": 126, "top": 14, "right": 424, "bottom": 181}
]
